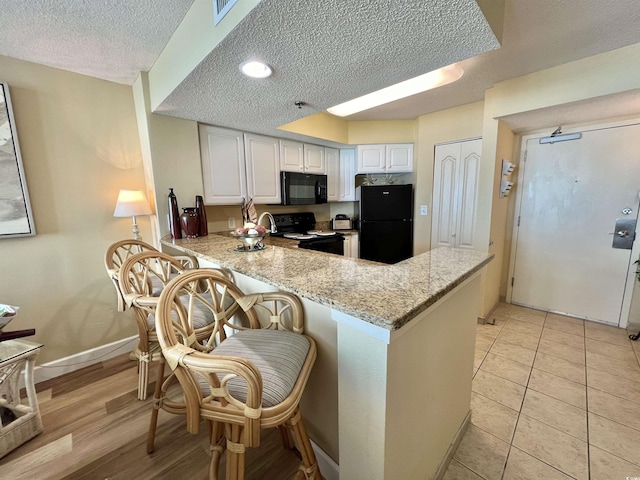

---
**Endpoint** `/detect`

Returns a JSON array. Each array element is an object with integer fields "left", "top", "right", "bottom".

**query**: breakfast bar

[{"left": 162, "top": 234, "right": 493, "bottom": 480}]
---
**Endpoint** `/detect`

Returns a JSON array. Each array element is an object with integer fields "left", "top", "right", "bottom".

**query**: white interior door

[
  {"left": 510, "top": 123, "right": 640, "bottom": 326},
  {"left": 432, "top": 138, "right": 481, "bottom": 250}
]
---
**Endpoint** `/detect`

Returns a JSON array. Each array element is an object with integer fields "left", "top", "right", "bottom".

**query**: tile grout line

[
  {"left": 502, "top": 312, "right": 545, "bottom": 480},
  {"left": 502, "top": 311, "right": 584, "bottom": 480}
]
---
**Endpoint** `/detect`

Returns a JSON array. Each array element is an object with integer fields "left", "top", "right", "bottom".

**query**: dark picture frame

[{"left": 0, "top": 81, "right": 35, "bottom": 238}]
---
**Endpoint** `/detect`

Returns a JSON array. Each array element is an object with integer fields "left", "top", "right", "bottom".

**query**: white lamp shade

[{"left": 113, "top": 190, "right": 152, "bottom": 217}]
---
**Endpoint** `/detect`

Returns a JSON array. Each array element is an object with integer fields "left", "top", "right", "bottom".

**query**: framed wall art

[{"left": 0, "top": 81, "right": 35, "bottom": 238}]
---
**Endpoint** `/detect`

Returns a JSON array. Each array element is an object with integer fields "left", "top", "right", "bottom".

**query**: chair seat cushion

[
  {"left": 148, "top": 295, "right": 214, "bottom": 330},
  {"left": 200, "top": 329, "right": 310, "bottom": 408}
]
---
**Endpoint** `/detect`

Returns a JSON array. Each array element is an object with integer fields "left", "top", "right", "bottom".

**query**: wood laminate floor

[{"left": 0, "top": 355, "right": 303, "bottom": 479}]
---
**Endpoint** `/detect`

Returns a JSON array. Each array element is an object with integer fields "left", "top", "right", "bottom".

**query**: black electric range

[{"left": 271, "top": 213, "right": 345, "bottom": 256}]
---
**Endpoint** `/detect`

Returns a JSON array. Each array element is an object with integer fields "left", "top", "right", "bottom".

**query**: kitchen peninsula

[{"left": 162, "top": 234, "right": 492, "bottom": 480}]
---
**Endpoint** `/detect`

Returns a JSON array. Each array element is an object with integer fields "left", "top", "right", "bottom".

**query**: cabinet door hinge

[
  {"left": 517, "top": 216, "right": 521, "bottom": 227},
  {"left": 523, "top": 150, "right": 528, "bottom": 162}
]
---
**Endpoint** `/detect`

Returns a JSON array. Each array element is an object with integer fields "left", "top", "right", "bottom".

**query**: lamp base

[{"left": 132, "top": 216, "right": 142, "bottom": 241}]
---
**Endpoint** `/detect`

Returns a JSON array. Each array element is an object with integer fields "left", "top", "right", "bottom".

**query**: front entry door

[{"left": 510, "top": 123, "right": 640, "bottom": 326}]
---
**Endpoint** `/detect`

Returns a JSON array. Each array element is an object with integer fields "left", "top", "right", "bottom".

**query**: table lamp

[{"left": 113, "top": 189, "right": 152, "bottom": 240}]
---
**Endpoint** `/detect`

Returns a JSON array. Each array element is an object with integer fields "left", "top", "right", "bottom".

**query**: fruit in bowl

[
  {"left": 231, "top": 222, "right": 268, "bottom": 250},
  {"left": 234, "top": 222, "right": 267, "bottom": 235}
]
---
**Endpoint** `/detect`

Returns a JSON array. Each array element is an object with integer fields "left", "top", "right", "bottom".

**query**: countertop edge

[{"left": 161, "top": 235, "right": 494, "bottom": 331}]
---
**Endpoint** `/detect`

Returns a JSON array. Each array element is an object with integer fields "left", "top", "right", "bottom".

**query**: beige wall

[
  {"left": 484, "top": 121, "right": 515, "bottom": 313},
  {"left": 0, "top": 55, "right": 148, "bottom": 363},
  {"left": 414, "top": 102, "right": 485, "bottom": 255},
  {"left": 279, "top": 112, "right": 349, "bottom": 144},
  {"left": 347, "top": 120, "right": 417, "bottom": 144}
]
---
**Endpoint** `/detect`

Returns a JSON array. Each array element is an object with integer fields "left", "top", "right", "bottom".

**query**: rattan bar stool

[
  {"left": 116, "top": 250, "right": 207, "bottom": 400},
  {"left": 151, "top": 269, "right": 321, "bottom": 480}
]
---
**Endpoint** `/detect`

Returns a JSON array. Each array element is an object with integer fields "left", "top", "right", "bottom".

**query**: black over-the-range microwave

[{"left": 280, "top": 172, "right": 328, "bottom": 205}]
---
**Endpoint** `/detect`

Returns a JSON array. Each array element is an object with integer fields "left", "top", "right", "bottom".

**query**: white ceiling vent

[{"left": 214, "top": 0, "right": 238, "bottom": 25}]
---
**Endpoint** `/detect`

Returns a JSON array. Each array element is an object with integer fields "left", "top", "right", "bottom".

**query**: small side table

[{"left": 0, "top": 339, "right": 44, "bottom": 458}]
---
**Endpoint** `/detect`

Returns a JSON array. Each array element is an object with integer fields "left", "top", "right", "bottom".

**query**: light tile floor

[{"left": 443, "top": 302, "right": 640, "bottom": 480}]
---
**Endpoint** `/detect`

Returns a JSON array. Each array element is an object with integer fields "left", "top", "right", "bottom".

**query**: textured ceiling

[
  {"left": 0, "top": 0, "right": 195, "bottom": 85},
  {"left": 0, "top": 0, "right": 639, "bottom": 137},
  {"left": 347, "top": 0, "right": 640, "bottom": 123},
  {"left": 156, "top": 0, "right": 500, "bottom": 137}
]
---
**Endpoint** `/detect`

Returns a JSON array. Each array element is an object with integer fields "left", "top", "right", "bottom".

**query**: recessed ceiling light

[
  {"left": 327, "top": 64, "right": 464, "bottom": 117},
  {"left": 239, "top": 60, "right": 273, "bottom": 79}
]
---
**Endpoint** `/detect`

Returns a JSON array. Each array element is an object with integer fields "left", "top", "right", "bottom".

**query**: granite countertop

[{"left": 162, "top": 233, "right": 493, "bottom": 330}]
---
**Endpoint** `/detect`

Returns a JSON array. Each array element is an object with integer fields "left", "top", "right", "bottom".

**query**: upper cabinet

[
  {"left": 199, "top": 125, "right": 281, "bottom": 205},
  {"left": 303, "top": 144, "right": 325, "bottom": 173},
  {"left": 327, "top": 147, "right": 356, "bottom": 202},
  {"left": 244, "top": 133, "right": 282, "bottom": 204},
  {"left": 279, "top": 139, "right": 304, "bottom": 172},
  {"left": 326, "top": 147, "right": 340, "bottom": 202},
  {"left": 279, "top": 140, "right": 326, "bottom": 174},
  {"left": 356, "top": 143, "right": 414, "bottom": 174},
  {"left": 339, "top": 148, "right": 356, "bottom": 201},
  {"left": 199, "top": 125, "right": 247, "bottom": 205}
]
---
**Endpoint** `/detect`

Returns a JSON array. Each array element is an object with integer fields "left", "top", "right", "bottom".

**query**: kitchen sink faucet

[{"left": 257, "top": 212, "right": 277, "bottom": 233}]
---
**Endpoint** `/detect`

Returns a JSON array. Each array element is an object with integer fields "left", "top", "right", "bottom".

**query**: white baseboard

[
  {"left": 31, "top": 335, "right": 138, "bottom": 385},
  {"left": 433, "top": 410, "right": 471, "bottom": 480},
  {"left": 311, "top": 440, "right": 339, "bottom": 480}
]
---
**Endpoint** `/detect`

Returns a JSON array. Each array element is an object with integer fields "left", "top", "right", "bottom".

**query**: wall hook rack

[{"left": 500, "top": 159, "right": 516, "bottom": 198}]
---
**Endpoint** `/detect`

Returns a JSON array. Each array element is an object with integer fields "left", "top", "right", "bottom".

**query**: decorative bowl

[{"left": 231, "top": 232, "right": 268, "bottom": 251}]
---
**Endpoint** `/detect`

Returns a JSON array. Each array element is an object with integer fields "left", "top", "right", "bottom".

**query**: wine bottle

[
  {"left": 168, "top": 188, "right": 182, "bottom": 239},
  {"left": 195, "top": 195, "right": 208, "bottom": 236}
]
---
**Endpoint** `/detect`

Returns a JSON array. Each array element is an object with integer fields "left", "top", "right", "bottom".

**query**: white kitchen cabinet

[
  {"left": 243, "top": 133, "right": 281, "bottom": 204},
  {"left": 343, "top": 232, "right": 359, "bottom": 258},
  {"left": 279, "top": 140, "right": 326, "bottom": 174},
  {"left": 326, "top": 147, "right": 340, "bottom": 202},
  {"left": 279, "top": 139, "right": 304, "bottom": 172},
  {"left": 327, "top": 147, "right": 356, "bottom": 203},
  {"left": 199, "top": 125, "right": 281, "bottom": 205},
  {"left": 199, "top": 125, "right": 247, "bottom": 204},
  {"left": 303, "top": 143, "right": 325, "bottom": 173},
  {"left": 431, "top": 138, "right": 482, "bottom": 250},
  {"left": 386, "top": 144, "right": 413, "bottom": 172},
  {"left": 339, "top": 148, "right": 356, "bottom": 201},
  {"left": 356, "top": 143, "right": 413, "bottom": 174},
  {"left": 343, "top": 235, "right": 351, "bottom": 258}
]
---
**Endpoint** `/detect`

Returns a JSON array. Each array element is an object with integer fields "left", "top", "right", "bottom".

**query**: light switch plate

[
  {"left": 420, "top": 205, "right": 428, "bottom": 216},
  {"left": 228, "top": 218, "right": 236, "bottom": 229}
]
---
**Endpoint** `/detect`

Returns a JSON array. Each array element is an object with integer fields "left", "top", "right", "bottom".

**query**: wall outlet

[
  {"left": 420, "top": 205, "right": 428, "bottom": 216},
  {"left": 228, "top": 217, "right": 236, "bottom": 229}
]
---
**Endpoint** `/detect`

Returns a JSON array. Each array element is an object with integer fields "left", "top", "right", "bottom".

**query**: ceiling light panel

[{"left": 327, "top": 64, "right": 464, "bottom": 117}]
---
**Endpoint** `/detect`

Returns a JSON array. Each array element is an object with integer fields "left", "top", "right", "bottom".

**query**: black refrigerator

[{"left": 357, "top": 184, "right": 413, "bottom": 264}]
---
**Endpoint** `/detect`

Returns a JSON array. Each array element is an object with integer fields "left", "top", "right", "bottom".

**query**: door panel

[
  {"left": 458, "top": 145, "right": 481, "bottom": 248},
  {"left": 432, "top": 139, "right": 482, "bottom": 249},
  {"left": 512, "top": 124, "right": 640, "bottom": 325},
  {"left": 432, "top": 149, "right": 457, "bottom": 248}
]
